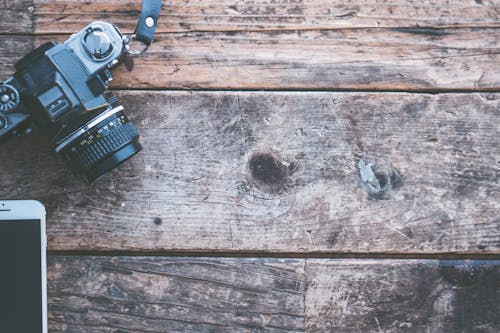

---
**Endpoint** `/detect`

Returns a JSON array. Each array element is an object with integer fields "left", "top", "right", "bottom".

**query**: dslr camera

[{"left": 0, "top": 21, "right": 144, "bottom": 183}]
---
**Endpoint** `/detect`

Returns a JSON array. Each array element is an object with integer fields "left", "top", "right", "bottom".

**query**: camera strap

[
  {"left": 125, "top": 0, "right": 163, "bottom": 56},
  {"left": 134, "top": 0, "right": 163, "bottom": 45}
]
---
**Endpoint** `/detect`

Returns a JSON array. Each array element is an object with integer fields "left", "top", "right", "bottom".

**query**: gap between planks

[
  {"left": 47, "top": 250, "right": 500, "bottom": 260},
  {"left": 106, "top": 87, "right": 500, "bottom": 94}
]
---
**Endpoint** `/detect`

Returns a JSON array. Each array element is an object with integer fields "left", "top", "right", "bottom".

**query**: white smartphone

[{"left": 0, "top": 200, "right": 47, "bottom": 333}]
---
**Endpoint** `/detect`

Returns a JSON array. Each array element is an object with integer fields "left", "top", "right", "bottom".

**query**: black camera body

[{"left": 0, "top": 21, "right": 141, "bottom": 183}]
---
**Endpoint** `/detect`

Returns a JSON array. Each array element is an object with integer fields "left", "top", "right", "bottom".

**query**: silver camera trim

[
  {"left": 65, "top": 21, "right": 125, "bottom": 75},
  {"left": 54, "top": 105, "right": 124, "bottom": 153}
]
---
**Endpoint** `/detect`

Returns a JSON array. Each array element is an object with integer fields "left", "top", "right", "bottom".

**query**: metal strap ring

[{"left": 124, "top": 35, "right": 150, "bottom": 56}]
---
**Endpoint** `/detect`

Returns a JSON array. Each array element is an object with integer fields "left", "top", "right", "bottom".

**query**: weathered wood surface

[
  {"left": 48, "top": 256, "right": 307, "bottom": 332},
  {"left": 30, "top": 27, "right": 500, "bottom": 90},
  {"left": 1, "top": 91, "right": 498, "bottom": 253},
  {"left": 305, "top": 259, "right": 500, "bottom": 332},
  {"left": 32, "top": 0, "right": 500, "bottom": 34},
  {"left": 0, "top": 35, "right": 33, "bottom": 78},
  {"left": 2, "top": 2, "right": 499, "bottom": 331},
  {"left": 0, "top": 0, "right": 33, "bottom": 34},
  {"left": 3, "top": 1, "right": 500, "bottom": 90},
  {"left": 48, "top": 257, "right": 500, "bottom": 332}
]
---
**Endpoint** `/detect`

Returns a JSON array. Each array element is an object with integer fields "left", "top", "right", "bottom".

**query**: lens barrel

[{"left": 56, "top": 106, "right": 141, "bottom": 183}]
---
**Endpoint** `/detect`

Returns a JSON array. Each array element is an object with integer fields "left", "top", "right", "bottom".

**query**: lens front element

[{"left": 58, "top": 106, "right": 142, "bottom": 183}]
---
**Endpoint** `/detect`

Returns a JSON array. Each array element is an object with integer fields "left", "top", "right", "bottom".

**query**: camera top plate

[{"left": 65, "top": 21, "right": 125, "bottom": 74}]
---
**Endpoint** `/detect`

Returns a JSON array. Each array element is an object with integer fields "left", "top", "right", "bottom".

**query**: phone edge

[{"left": 0, "top": 200, "right": 47, "bottom": 333}]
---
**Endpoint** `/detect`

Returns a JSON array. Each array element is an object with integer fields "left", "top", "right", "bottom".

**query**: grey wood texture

[
  {"left": 1, "top": 1, "right": 499, "bottom": 332},
  {"left": 49, "top": 256, "right": 306, "bottom": 332},
  {"left": 0, "top": 0, "right": 33, "bottom": 34},
  {"left": 0, "top": 91, "right": 498, "bottom": 253},
  {"left": 305, "top": 259, "right": 499, "bottom": 333},
  {"left": 0, "top": 35, "right": 33, "bottom": 78},
  {"left": 48, "top": 257, "right": 499, "bottom": 333}
]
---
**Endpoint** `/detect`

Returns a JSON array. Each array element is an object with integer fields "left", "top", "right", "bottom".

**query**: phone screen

[{"left": 0, "top": 219, "right": 43, "bottom": 332}]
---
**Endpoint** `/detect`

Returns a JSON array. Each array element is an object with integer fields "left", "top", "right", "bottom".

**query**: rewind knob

[
  {"left": 0, "top": 84, "right": 20, "bottom": 113},
  {"left": 83, "top": 27, "right": 113, "bottom": 60}
]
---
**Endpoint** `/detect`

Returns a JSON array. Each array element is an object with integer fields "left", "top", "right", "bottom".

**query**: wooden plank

[
  {"left": 48, "top": 257, "right": 500, "bottom": 332},
  {"left": 0, "top": 0, "right": 33, "bottom": 34},
  {"left": 48, "top": 256, "right": 306, "bottom": 332},
  {"left": 0, "top": 35, "right": 34, "bottom": 78},
  {"left": 31, "top": 27, "right": 500, "bottom": 90},
  {"left": 1, "top": 91, "right": 498, "bottom": 253},
  {"left": 33, "top": 0, "right": 500, "bottom": 34},
  {"left": 2, "top": 2, "right": 499, "bottom": 90},
  {"left": 305, "top": 259, "right": 500, "bottom": 332}
]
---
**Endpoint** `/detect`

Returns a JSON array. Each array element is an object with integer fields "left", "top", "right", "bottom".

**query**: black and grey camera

[{"left": 0, "top": 21, "right": 142, "bottom": 183}]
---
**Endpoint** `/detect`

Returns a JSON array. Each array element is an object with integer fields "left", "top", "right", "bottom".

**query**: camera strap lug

[{"left": 124, "top": 0, "right": 163, "bottom": 56}]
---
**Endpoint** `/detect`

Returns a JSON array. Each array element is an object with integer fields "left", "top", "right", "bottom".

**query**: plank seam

[
  {"left": 105, "top": 87, "right": 500, "bottom": 94},
  {"left": 47, "top": 251, "right": 500, "bottom": 259},
  {"left": 19, "top": 25, "right": 500, "bottom": 36}
]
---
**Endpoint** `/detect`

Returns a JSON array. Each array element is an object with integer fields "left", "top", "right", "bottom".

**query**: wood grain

[
  {"left": 48, "top": 256, "right": 306, "bottom": 332},
  {"left": 305, "top": 259, "right": 500, "bottom": 332},
  {"left": 2, "top": 1, "right": 500, "bottom": 90},
  {"left": 0, "top": 0, "right": 33, "bottom": 34},
  {"left": 3, "top": 2, "right": 498, "bottom": 330},
  {"left": 48, "top": 257, "right": 500, "bottom": 332},
  {"left": 27, "top": 27, "right": 500, "bottom": 90},
  {"left": 32, "top": 0, "right": 500, "bottom": 34},
  {"left": 1, "top": 91, "right": 498, "bottom": 253},
  {"left": 0, "top": 35, "right": 34, "bottom": 78}
]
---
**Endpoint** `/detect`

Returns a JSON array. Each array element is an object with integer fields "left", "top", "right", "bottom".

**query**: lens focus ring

[
  {"left": 60, "top": 109, "right": 142, "bottom": 183},
  {"left": 74, "top": 122, "right": 138, "bottom": 169}
]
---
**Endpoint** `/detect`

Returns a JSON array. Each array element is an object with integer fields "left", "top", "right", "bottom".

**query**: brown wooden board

[
  {"left": 31, "top": 28, "right": 500, "bottom": 90},
  {"left": 0, "top": 0, "right": 33, "bottom": 34},
  {"left": 2, "top": 2, "right": 499, "bottom": 330},
  {"left": 1, "top": 91, "right": 498, "bottom": 253},
  {"left": 48, "top": 256, "right": 307, "bottom": 332},
  {"left": 2, "top": 1, "right": 499, "bottom": 90},
  {"left": 48, "top": 257, "right": 500, "bottom": 332},
  {"left": 305, "top": 259, "right": 500, "bottom": 332},
  {"left": 0, "top": 35, "right": 34, "bottom": 78},
  {"left": 32, "top": 0, "right": 500, "bottom": 34}
]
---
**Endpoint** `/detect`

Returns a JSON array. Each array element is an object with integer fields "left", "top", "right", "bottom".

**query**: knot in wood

[
  {"left": 358, "top": 158, "right": 403, "bottom": 199},
  {"left": 249, "top": 152, "right": 290, "bottom": 194}
]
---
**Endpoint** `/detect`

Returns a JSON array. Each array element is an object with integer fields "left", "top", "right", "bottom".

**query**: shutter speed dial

[{"left": 0, "top": 84, "right": 20, "bottom": 112}]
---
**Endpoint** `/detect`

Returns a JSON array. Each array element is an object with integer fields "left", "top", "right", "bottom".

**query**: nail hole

[{"left": 153, "top": 217, "right": 162, "bottom": 225}]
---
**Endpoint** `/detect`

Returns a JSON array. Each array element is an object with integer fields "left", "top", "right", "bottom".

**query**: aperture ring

[
  {"left": 73, "top": 123, "right": 138, "bottom": 170},
  {"left": 60, "top": 112, "right": 139, "bottom": 172}
]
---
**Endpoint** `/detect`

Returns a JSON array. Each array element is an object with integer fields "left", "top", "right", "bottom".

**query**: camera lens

[{"left": 55, "top": 106, "right": 141, "bottom": 183}]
